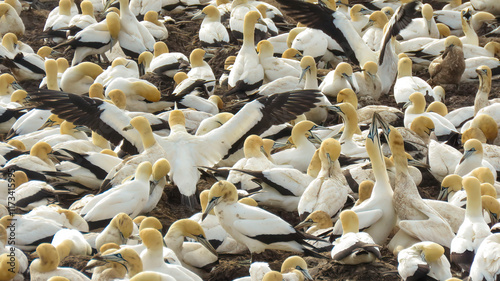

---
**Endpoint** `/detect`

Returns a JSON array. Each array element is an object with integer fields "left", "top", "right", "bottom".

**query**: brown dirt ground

[{"left": 9, "top": 0, "right": 500, "bottom": 280}]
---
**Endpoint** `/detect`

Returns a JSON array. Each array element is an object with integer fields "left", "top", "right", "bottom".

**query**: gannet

[
  {"left": 378, "top": 115, "right": 455, "bottom": 250},
  {"left": 397, "top": 4, "right": 439, "bottom": 40},
  {"left": 194, "top": 5, "right": 229, "bottom": 47},
  {"left": 331, "top": 210, "right": 381, "bottom": 264},
  {"left": 55, "top": 12, "right": 121, "bottom": 66},
  {"left": 298, "top": 138, "right": 350, "bottom": 220},
  {"left": 227, "top": 10, "right": 265, "bottom": 96},
  {"left": 451, "top": 176, "right": 492, "bottom": 275},
  {"left": 468, "top": 233, "right": 500, "bottom": 281},
  {"left": 428, "top": 36, "right": 465, "bottom": 86},
  {"left": 397, "top": 242, "right": 452, "bottom": 281},
  {"left": 203, "top": 181, "right": 324, "bottom": 259},
  {"left": 330, "top": 114, "right": 396, "bottom": 245},
  {"left": 394, "top": 57, "right": 435, "bottom": 105}
]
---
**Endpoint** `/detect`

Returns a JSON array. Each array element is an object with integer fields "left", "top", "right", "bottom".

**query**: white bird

[
  {"left": 43, "top": 0, "right": 73, "bottom": 43},
  {"left": 65, "top": 0, "right": 97, "bottom": 37},
  {"left": 140, "top": 11, "right": 168, "bottom": 40},
  {"left": 298, "top": 138, "right": 350, "bottom": 220},
  {"left": 380, "top": 118, "right": 455, "bottom": 250},
  {"left": 139, "top": 228, "right": 202, "bottom": 281},
  {"left": 104, "top": 0, "right": 155, "bottom": 58},
  {"left": 80, "top": 161, "right": 152, "bottom": 224},
  {"left": 403, "top": 92, "right": 458, "bottom": 141},
  {"left": 0, "top": 224, "right": 28, "bottom": 273},
  {"left": 51, "top": 228, "right": 92, "bottom": 257},
  {"left": 60, "top": 62, "right": 103, "bottom": 95},
  {"left": 194, "top": 5, "right": 229, "bottom": 47},
  {"left": 451, "top": 176, "right": 492, "bottom": 275},
  {"left": 163, "top": 219, "right": 218, "bottom": 278},
  {"left": 362, "top": 11, "right": 388, "bottom": 52},
  {"left": 320, "top": 63, "right": 355, "bottom": 100},
  {"left": 226, "top": 135, "right": 275, "bottom": 191},
  {"left": 468, "top": 233, "right": 500, "bottom": 281},
  {"left": 227, "top": 10, "right": 265, "bottom": 96},
  {"left": 94, "top": 58, "right": 139, "bottom": 87},
  {"left": 331, "top": 210, "right": 381, "bottom": 264},
  {"left": 455, "top": 139, "right": 497, "bottom": 181},
  {"left": 30, "top": 243, "right": 91, "bottom": 281},
  {"left": 0, "top": 3, "right": 24, "bottom": 38},
  {"left": 258, "top": 40, "right": 300, "bottom": 83},
  {"left": 203, "top": 180, "right": 324, "bottom": 259},
  {"left": 30, "top": 89, "right": 322, "bottom": 209},
  {"left": 56, "top": 12, "right": 120, "bottom": 66},
  {"left": 394, "top": 57, "right": 435, "bottom": 105},
  {"left": 397, "top": 4, "right": 438, "bottom": 40},
  {"left": 272, "top": 120, "right": 321, "bottom": 172},
  {"left": 187, "top": 48, "right": 216, "bottom": 96},
  {"left": 397, "top": 242, "right": 452, "bottom": 281},
  {"left": 330, "top": 116, "right": 397, "bottom": 245}
]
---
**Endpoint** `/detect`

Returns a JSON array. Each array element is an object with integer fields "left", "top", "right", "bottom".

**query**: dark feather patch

[
  {"left": 28, "top": 90, "right": 139, "bottom": 155},
  {"left": 222, "top": 90, "right": 321, "bottom": 160},
  {"left": 275, "top": 0, "right": 358, "bottom": 65}
]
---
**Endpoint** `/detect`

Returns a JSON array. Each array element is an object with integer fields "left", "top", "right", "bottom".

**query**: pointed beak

[
  {"left": 360, "top": 8, "right": 373, "bottom": 15},
  {"left": 361, "top": 20, "right": 373, "bottom": 32},
  {"left": 299, "top": 267, "right": 313, "bottom": 281},
  {"left": 299, "top": 66, "right": 310, "bottom": 83},
  {"left": 343, "top": 73, "right": 354, "bottom": 88},
  {"left": 138, "top": 62, "right": 145, "bottom": 77},
  {"left": 11, "top": 81, "right": 23, "bottom": 90},
  {"left": 97, "top": 253, "right": 125, "bottom": 263},
  {"left": 191, "top": 11, "right": 206, "bottom": 20},
  {"left": 202, "top": 197, "right": 219, "bottom": 221},
  {"left": 295, "top": 219, "right": 314, "bottom": 230},
  {"left": 123, "top": 124, "right": 133, "bottom": 131},
  {"left": 204, "top": 53, "right": 215, "bottom": 59},
  {"left": 103, "top": 0, "right": 114, "bottom": 14},
  {"left": 326, "top": 105, "right": 342, "bottom": 114},
  {"left": 460, "top": 149, "right": 474, "bottom": 164},
  {"left": 367, "top": 118, "right": 378, "bottom": 142},
  {"left": 437, "top": 187, "right": 449, "bottom": 201},
  {"left": 402, "top": 101, "right": 412, "bottom": 110},
  {"left": 374, "top": 113, "right": 391, "bottom": 138},
  {"left": 260, "top": 145, "right": 269, "bottom": 158},
  {"left": 195, "top": 235, "right": 218, "bottom": 257},
  {"left": 257, "top": 18, "right": 266, "bottom": 25},
  {"left": 307, "top": 130, "right": 323, "bottom": 145},
  {"left": 272, "top": 142, "right": 288, "bottom": 149}
]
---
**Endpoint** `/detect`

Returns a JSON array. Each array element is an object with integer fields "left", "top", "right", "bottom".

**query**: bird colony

[{"left": 0, "top": 0, "right": 500, "bottom": 279}]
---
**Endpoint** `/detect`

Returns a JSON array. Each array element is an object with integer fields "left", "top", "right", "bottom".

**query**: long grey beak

[
  {"left": 402, "top": 101, "right": 412, "bottom": 110},
  {"left": 11, "top": 81, "right": 23, "bottom": 90},
  {"left": 202, "top": 197, "right": 218, "bottom": 221},
  {"left": 437, "top": 187, "right": 449, "bottom": 201},
  {"left": 374, "top": 112, "right": 391, "bottom": 138},
  {"left": 123, "top": 124, "right": 134, "bottom": 131},
  {"left": 299, "top": 267, "right": 313, "bottom": 281},
  {"left": 191, "top": 11, "right": 205, "bottom": 20},
  {"left": 195, "top": 235, "right": 218, "bottom": 257},
  {"left": 299, "top": 66, "right": 310, "bottom": 83},
  {"left": 97, "top": 252, "right": 126, "bottom": 263},
  {"left": 103, "top": 0, "right": 114, "bottom": 14},
  {"left": 307, "top": 130, "right": 323, "bottom": 145},
  {"left": 295, "top": 219, "right": 314, "bottom": 230},
  {"left": 326, "top": 105, "right": 341, "bottom": 113},
  {"left": 343, "top": 73, "right": 354, "bottom": 89},
  {"left": 361, "top": 20, "right": 373, "bottom": 32},
  {"left": 460, "top": 149, "right": 474, "bottom": 164}
]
